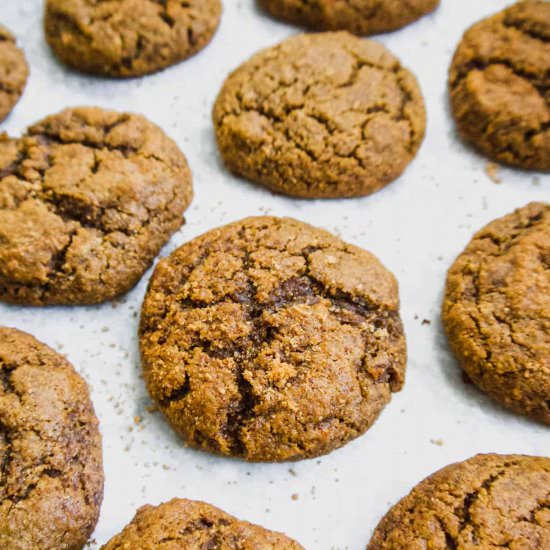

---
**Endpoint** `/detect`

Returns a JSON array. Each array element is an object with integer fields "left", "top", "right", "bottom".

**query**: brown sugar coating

[
  {"left": 442, "top": 202, "right": 550, "bottom": 424},
  {"left": 101, "top": 498, "right": 304, "bottom": 549},
  {"left": 0, "top": 107, "right": 193, "bottom": 306},
  {"left": 140, "top": 216, "right": 406, "bottom": 462},
  {"left": 0, "top": 327, "right": 104, "bottom": 550},
  {"left": 0, "top": 26, "right": 29, "bottom": 123},
  {"left": 213, "top": 32, "right": 426, "bottom": 199},
  {"left": 258, "top": 0, "right": 440, "bottom": 36},
  {"left": 44, "top": 0, "right": 222, "bottom": 78},
  {"left": 367, "top": 454, "right": 550, "bottom": 549},
  {"left": 449, "top": 1, "right": 550, "bottom": 171}
]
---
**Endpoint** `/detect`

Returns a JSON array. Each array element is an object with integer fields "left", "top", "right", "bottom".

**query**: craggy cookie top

[
  {"left": 367, "top": 454, "right": 550, "bottom": 549},
  {"left": 443, "top": 202, "right": 550, "bottom": 424},
  {"left": 213, "top": 32, "right": 425, "bottom": 198},
  {"left": 0, "top": 107, "right": 192, "bottom": 306},
  {"left": 45, "top": 0, "right": 222, "bottom": 77},
  {"left": 449, "top": 1, "right": 550, "bottom": 171},
  {"left": 0, "top": 25, "right": 28, "bottom": 123},
  {"left": 140, "top": 216, "right": 406, "bottom": 462},
  {"left": 0, "top": 327, "right": 103, "bottom": 550},
  {"left": 101, "top": 498, "right": 304, "bottom": 549}
]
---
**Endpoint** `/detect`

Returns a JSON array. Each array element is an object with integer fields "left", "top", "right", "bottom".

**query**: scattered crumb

[
  {"left": 134, "top": 415, "right": 142, "bottom": 425},
  {"left": 532, "top": 176, "right": 540, "bottom": 187},
  {"left": 430, "top": 438, "right": 444, "bottom": 446},
  {"left": 289, "top": 468, "right": 297, "bottom": 477},
  {"left": 291, "top": 493, "right": 299, "bottom": 501},
  {"left": 421, "top": 319, "right": 431, "bottom": 326},
  {"left": 485, "top": 161, "right": 502, "bottom": 183},
  {"left": 146, "top": 404, "right": 158, "bottom": 413}
]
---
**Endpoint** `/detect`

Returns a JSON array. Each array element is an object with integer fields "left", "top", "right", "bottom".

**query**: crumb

[
  {"left": 146, "top": 404, "right": 158, "bottom": 413},
  {"left": 291, "top": 493, "right": 299, "bottom": 501},
  {"left": 289, "top": 468, "right": 297, "bottom": 477},
  {"left": 421, "top": 319, "right": 431, "bottom": 325},
  {"left": 430, "top": 438, "right": 444, "bottom": 446},
  {"left": 134, "top": 415, "right": 142, "bottom": 425},
  {"left": 485, "top": 161, "right": 502, "bottom": 183},
  {"left": 532, "top": 176, "right": 540, "bottom": 187}
]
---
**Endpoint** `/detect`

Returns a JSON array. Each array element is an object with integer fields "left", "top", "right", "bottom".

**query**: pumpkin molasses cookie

[
  {"left": 140, "top": 216, "right": 406, "bottom": 462},
  {"left": 0, "top": 25, "right": 28, "bottom": 123},
  {"left": 213, "top": 32, "right": 426, "bottom": 198},
  {"left": 0, "top": 106, "right": 192, "bottom": 306},
  {"left": 442, "top": 202, "right": 550, "bottom": 424},
  {"left": 0, "top": 326, "right": 103, "bottom": 550},
  {"left": 449, "top": 1, "right": 550, "bottom": 171}
]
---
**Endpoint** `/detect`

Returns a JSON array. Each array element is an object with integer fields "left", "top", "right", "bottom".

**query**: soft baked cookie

[
  {"left": 259, "top": 0, "right": 440, "bottom": 36},
  {"left": 0, "top": 25, "right": 28, "bottom": 123},
  {"left": 213, "top": 32, "right": 426, "bottom": 198},
  {"left": 0, "top": 106, "right": 192, "bottom": 306},
  {"left": 442, "top": 202, "right": 550, "bottom": 424},
  {"left": 449, "top": 1, "right": 550, "bottom": 171},
  {"left": 367, "top": 453, "right": 550, "bottom": 549},
  {"left": 44, "top": 0, "right": 222, "bottom": 77},
  {"left": 101, "top": 498, "right": 304, "bottom": 549},
  {"left": 0, "top": 326, "right": 103, "bottom": 550},
  {"left": 140, "top": 216, "right": 406, "bottom": 462}
]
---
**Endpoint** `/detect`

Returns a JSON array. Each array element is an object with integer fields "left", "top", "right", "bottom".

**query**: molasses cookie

[
  {"left": 0, "top": 327, "right": 103, "bottom": 550},
  {"left": 442, "top": 202, "right": 550, "bottom": 424},
  {"left": 449, "top": 1, "right": 550, "bottom": 171},
  {"left": 259, "top": 0, "right": 440, "bottom": 36},
  {"left": 213, "top": 32, "right": 426, "bottom": 198},
  {"left": 45, "top": 0, "right": 222, "bottom": 77},
  {"left": 367, "top": 454, "right": 550, "bottom": 549},
  {"left": 0, "top": 107, "right": 192, "bottom": 306},
  {"left": 0, "top": 25, "right": 28, "bottom": 123},
  {"left": 140, "top": 216, "right": 406, "bottom": 462},
  {"left": 101, "top": 498, "right": 304, "bottom": 549}
]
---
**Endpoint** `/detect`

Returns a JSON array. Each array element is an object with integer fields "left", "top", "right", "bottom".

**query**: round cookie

[
  {"left": 0, "top": 327, "right": 104, "bottom": 550},
  {"left": 44, "top": 0, "right": 222, "bottom": 78},
  {"left": 140, "top": 216, "right": 406, "bottom": 462},
  {"left": 101, "top": 498, "right": 304, "bottom": 549},
  {"left": 449, "top": 1, "right": 550, "bottom": 171},
  {"left": 0, "top": 106, "right": 193, "bottom": 306},
  {"left": 258, "top": 0, "right": 440, "bottom": 36},
  {"left": 0, "top": 25, "right": 29, "bottom": 123},
  {"left": 442, "top": 202, "right": 550, "bottom": 424},
  {"left": 367, "top": 454, "right": 550, "bottom": 549},
  {"left": 213, "top": 32, "right": 426, "bottom": 198}
]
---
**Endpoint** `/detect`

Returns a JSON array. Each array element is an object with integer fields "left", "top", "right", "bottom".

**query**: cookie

[
  {"left": 449, "top": 1, "right": 550, "bottom": 171},
  {"left": 0, "top": 106, "right": 193, "bottom": 306},
  {"left": 259, "top": 0, "right": 439, "bottom": 36},
  {"left": 367, "top": 453, "right": 550, "bottom": 549},
  {"left": 44, "top": 0, "right": 222, "bottom": 78},
  {"left": 0, "top": 25, "right": 29, "bottom": 123},
  {"left": 140, "top": 216, "right": 406, "bottom": 462},
  {"left": 0, "top": 327, "right": 103, "bottom": 550},
  {"left": 213, "top": 32, "right": 426, "bottom": 198},
  {"left": 442, "top": 202, "right": 550, "bottom": 424},
  {"left": 101, "top": 498, "right": 304, "bottom": 549}
]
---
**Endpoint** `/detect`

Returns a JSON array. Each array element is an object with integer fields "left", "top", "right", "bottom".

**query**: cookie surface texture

[{"left": 0, "top": 25, "right": 28, "bottom": 123}]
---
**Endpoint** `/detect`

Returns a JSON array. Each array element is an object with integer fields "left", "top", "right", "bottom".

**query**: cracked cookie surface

[
  {"left": 45, "top": 0, "right": 222, "bottom": 77},
  {"left": 213, "top": 32, "right": 425, "bottom": 198},
  {"left": 101, "top": 498, "right": 304, "bottom": 549},
  {"left": 442, "top": 202, "right": 550, "bottom": 424},
  {"left": 258, "top": 0, "right": 439, "bottom": 36},
  {"left": 0, "top": 25, "right": 28, "bottom": 123},
  {"left": 0, "top": 106, "right": 192, "bottom": 306},
  {"left": 0, "top": 326, "right": 103, "bottom": 550},
  {"left": 449, "top": 1, "right": 550, "bottom": 171},
  {"left": 140, "top": 216, "right": 406, "bottom": 462},
  {"left": 367, "top": 453, "right": 550, "bottom": 549}
]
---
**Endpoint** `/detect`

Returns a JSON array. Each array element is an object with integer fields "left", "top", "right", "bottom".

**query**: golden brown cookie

[
  {"left": 101, "top": 498, "right": 304, "bottom": 549},
  {"left": 0, "top": 25, "right": 28, "bottom": 123},
  {"left": 367, "top": 454, "right": 550, "bottom": 549},
  {"left": 0, "top": 106, "right": 193, "bottom": 306},
  {"left": 140, "top": 216, "right": 406, "bottom": 462},
  {"left": 259, "top": 0, "right": 440, "bottom": 36},
  {"left": 44, "top": 0, "right": 222, "bottom": 77},
  {"left": 0, "top": 327, "right": 104, "bottom": 550},
  {"left": 449, "top": 1, "right": 550, "bottom": 171},
  {"left": 442, "top": 202, "right": 550, "bottom": 424},
  {"left": 213, "top": 32, "right": 426, "bottom": 198}
]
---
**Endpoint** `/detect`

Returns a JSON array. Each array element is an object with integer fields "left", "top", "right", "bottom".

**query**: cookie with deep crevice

[
  {"left": 44, "top": 0, "right": 222, "bottom": 77},
  {"left": 0, "top": 326, "right": 103, "bottom": 550},
  {"left": 0, "top": 106, "right": 193, "bottom": 306},
  {"left": 213, "top": 32, "right": 426, "bottom": 198},
  {"left": 442, "top": 202, "right": 550, "bottom": 424},
  {"left": 449, "top": 1, "right": 550, "bottom": 171},
  {"left": 0, "top": 25, "right": 28, "bottom": 123},
  {"left": 140, "top": 216, "right": 406, "bottom": 462}
]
